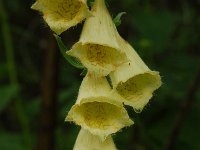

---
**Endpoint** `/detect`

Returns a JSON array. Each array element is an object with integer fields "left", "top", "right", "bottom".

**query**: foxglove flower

[
  {"left": 74, "top": 129, "right": 117, "bottom": 150},
  {"left": 66, "top": 73, "right": 133, "bottom": 140},
  {"left": 31, "top": 0, "right": 90, "bottom": 34},
  {"left": 110, "top": 34, "right": 162, "bottom": 112},
  {"left": 67, "top": 0, "right": 128, "bottom": 76}
]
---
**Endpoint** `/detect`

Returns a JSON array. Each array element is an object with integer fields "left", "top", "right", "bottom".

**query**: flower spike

[
  {"left": 73, "top": 129, "right": 117, "bottom": 150},
  {"left": 110, "top": 34, "right": 162, "bottom": 112},
  {"left": 66, "top": 73, "right": 133, "bottom": 140},
  {"left": 31, "top": 0, "right": 91, "bottom": 34},
  {"left": 67, "top": 0, "right": 128, "bottom": 76}
]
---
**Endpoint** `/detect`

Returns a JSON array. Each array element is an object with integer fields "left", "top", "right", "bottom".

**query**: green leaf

[
  {"left": 54, "top": 34, "right": 84, "bottom": 69},
  {"left": 113, "top": 12, "right": 126, "bottom": 27},
  {"left": 0, "top": 85, "right": 19, "bottom": 112},
  {"left": 0, "top": 132, "right": 25, "bottom": 150}
]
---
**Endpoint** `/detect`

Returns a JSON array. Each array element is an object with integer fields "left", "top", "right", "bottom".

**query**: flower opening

[
  {"left": 110, "top": 34, "right": 162, "bottom": 111},
  {"left": 31, "top": 0, "right": 90, "bottom": 34},
  {"left": 66, "top": 74, "right": 133, "bottom": 140},
  {"left": 67, "top": 0, "right": 128, "bottom": 76}
]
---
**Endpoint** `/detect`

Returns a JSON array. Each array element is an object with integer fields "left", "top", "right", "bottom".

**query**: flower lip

[
  {"left": 67, "top": 42, "right": 128, "bottom": 76},
  {"left": 110, "top": 31, "right": 162, "bottom": 111},
  {"left": 66, "top": 98, "right": 133, "bottom": 140},
  {"left": 66, "top": 73, "right": 133, "bottom": 140},
  {"left": 31, "top": 0, "right": 90, "bottom": 34},
  {"left": 66, "top": 0, "right": 129, "bottom": 76},
  {"left": 115, "top": 71, "right": 161, "bottom": 111},
  {"left": 116, "top": 71, "right": 160, "bottom": 99}
]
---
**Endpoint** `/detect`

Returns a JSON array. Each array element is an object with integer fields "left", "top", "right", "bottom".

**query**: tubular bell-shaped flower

[
  {"left": 31, "top": 0, "right": 90, "bottom": 34},
  {"left": 67, "top": 0, "right": 128, "bottom": 76},
  {"left": 73, "top": 129, "right": 117, "bottom": 150},
  {"left": 66, "top": 73, "right": 133, "bottom": 140},
  {"left": 110, "top": 34, "right": 162, "bottom": 112}
]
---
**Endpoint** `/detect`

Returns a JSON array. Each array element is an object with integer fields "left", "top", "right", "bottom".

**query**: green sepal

[
  {"left": 113, "top": 12, "right": 126, "bottom": 27},
  {"left": 54, "top": 34, "right": 84, "bottom": 69}
]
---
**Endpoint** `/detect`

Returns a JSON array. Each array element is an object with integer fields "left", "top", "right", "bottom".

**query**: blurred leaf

[
  {"left": 113, "top": 12, "right": 126, "bottom": 27},
  {"left": 133, "top": 10, "right": 178, "bottom": 53},
  {"left": 56, "top": 126, "right": 79, "bottom": 150},
  {"left": 54, "top": 34, "right": 84, "bottom": 69},
  {"left": 175, "top": 97, "right": 200, "bottom": 150},
  {"left": 0, "top": 85, "right": 19, "bottom": 112},
  {"left": 0, "top": 132, "right": 24, "bottom": 150},
  {"left": 24, "top": 97, "right": 41, "bottom": 121},
  {"left": 0, "top": 63, "right": 8, "bottom": 79},
  {"left": 58, "top": 84, "right": 79, "bottom": 120}
]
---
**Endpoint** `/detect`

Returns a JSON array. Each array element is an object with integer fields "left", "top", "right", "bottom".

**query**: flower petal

[
  {"left": 66, "top": 73, "right": 133, "bottom": 140},
  {"left": 31, "top": 0, "right": 90, "bottom": 34},
  {"left": 110, "top": 34, "right": 162, "bottom": 112},
  {"left": 67, "top": 0, "right": 128, "bottom": 76},
  {"left": 74, "top": 129, "right": 117, "bottom": 150}
]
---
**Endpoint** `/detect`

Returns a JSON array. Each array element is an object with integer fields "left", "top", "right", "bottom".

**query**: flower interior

[
  {"left": 76, "top": 102, "right": 124, "bottom": 128},
  {"left": 43, "top": 0, "right": 82, "bottom": 21},
  {"left": 72, "top": 44, "right": 126, "bottom": 75},
  {"left": 116, "top": 73, "right": 160, "bottom": 104},
  {"left": 67, "top": 100, "right": 132, "bottom": 138}
]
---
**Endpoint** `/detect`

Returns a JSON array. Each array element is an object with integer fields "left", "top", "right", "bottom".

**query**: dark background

[{"left": 0, "top": 0, "right": 200, "bottom": 150}]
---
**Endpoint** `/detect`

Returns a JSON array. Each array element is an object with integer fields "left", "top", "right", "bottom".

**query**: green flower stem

[{"left": 0, "top": 0, "right": 31, "bottom": 149}]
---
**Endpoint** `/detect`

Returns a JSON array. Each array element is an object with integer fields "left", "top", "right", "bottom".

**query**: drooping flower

[
  {"left": 31, "top": 0, "right": 91, "bottom": 34},
  {"left": 110, "top": 34, "right": 162, "bottom": 112},
  {"left": 67, "top": 0, "right": 128, "bottom": 76},
  {"left": 66, "top": 73, "right": 133, "bottom": 140},
  {"left": 73, "top": 128, "right": 117, "bottom": 150}
]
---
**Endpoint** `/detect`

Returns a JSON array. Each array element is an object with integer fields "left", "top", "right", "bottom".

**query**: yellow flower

[
  {"left": 73, "top": 128, "right": 117, "bottom": 150},
  {"left": 31, "top": 0, "right": 90, "bottom": 34},
  {"left": 67, "top": 0, "right": 128, "bottom": 76},
  {"left": 66, "top": 73, "right": 133, "bottom": 140},
  {"left": 110, "top": 34, "right": 162, "bottom": 112}
]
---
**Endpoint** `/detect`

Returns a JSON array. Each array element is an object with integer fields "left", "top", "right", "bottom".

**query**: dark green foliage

[
  {"left": 0, "top": 85, "right": 19, "bottom": 112},
  {"left": 0, "top": 0, "right": 200, "bottom": 150}
]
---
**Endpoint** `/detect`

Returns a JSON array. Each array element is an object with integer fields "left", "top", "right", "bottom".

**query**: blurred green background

[{"left": 0, "top": 0, "right": 200, "bottom": 150}]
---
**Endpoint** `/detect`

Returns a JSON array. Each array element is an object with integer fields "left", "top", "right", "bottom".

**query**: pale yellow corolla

[
  {"left": 67, "top": 0, "right": 128, "bottom": 76},
  {"left": 31, "top": 0, "right": 91, "bottom": 34},
  {"left": 66, "top": 73, "right": 133, "bottom": 140},
  {"left": 73, "top": 128, "right": 117, "bottom": 150},
  {"left": 110, "top": 33, "right": 162, "bottom": 112}
]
